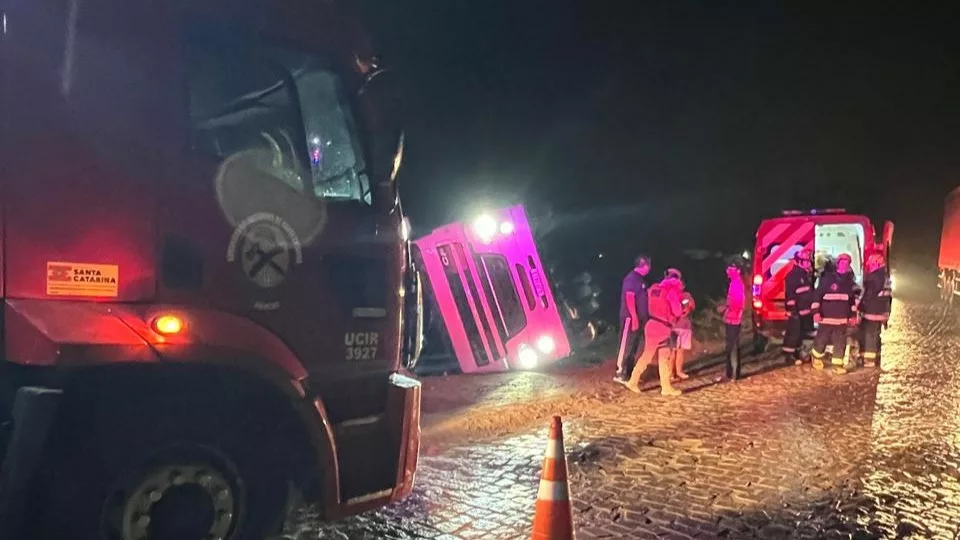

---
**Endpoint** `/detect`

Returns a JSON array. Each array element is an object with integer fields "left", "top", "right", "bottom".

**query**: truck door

[
  {"left": 163, "top": 14, "right": 401, "bottom": 381},
  {"left": 814, "top": 223, "right": 866, "bottom": 284}
]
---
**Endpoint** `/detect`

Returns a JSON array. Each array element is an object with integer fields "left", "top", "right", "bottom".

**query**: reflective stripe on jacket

[
  {"left": 785, "top": 265, "right": 815, "bottom": 315},
  {"left": 814, "top": 270, "right": 857, "bottom": 320}
]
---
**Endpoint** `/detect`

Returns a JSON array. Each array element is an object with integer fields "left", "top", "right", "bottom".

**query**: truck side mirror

[
  {"left": 358, "top": 64, "right": 404, "bottom": 212},
  {"left": 883, "top": 221, "right": 894, "bottom": 248}
]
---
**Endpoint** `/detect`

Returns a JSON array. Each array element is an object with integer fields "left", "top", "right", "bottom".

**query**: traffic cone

[{"left": 531, "top": 416, "right": 574, "bottom": 540}]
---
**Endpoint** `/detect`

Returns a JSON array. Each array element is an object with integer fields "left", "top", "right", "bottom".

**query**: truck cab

[
  {"left": 0, "top": 2, "right": 421, "bottom": 539},
  {"left": 751, "top": 209, "right": 893, "bottom": 346}
]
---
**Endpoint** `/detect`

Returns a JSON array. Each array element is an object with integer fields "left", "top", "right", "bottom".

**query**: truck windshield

[{"left": 187, "top": 17, "right": 370, "bottom": 204}]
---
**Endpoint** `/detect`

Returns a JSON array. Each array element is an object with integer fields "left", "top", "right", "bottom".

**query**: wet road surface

[{"left": 287, "top": 297, "right": 960, "bottom": 539}]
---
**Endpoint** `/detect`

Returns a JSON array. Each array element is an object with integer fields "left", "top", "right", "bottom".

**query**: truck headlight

[
  {"left": 517, "top": 345, "right": 538, "bottom": 369},
  {"left": 473, "top": 214, "right": 497, "bottom": 243},
  {"left": 536, "top": 335, "right": 556, "bottom": 354}
]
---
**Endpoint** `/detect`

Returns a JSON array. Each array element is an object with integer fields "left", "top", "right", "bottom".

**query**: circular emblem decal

[
  {"left": 227, "top": 213, "right": 303, "bottom": 288},
  {"left": 830, "top": 283, "right": 838, "bottom": 291}
]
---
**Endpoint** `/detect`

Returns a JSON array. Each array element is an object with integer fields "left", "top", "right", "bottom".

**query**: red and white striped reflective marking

[{"left": 758, "top": 220, "right": 817, "bottom": 300}]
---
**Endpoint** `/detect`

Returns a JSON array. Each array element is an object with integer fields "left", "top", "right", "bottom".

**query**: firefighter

[
  {"left": 615, "top": 255, "right": 651, "bottom": 385},
  {"left": 625, "top": 274, "right": 684, "bottom": 396},
  {"left": 811, "top": 253, "right": 858, "bottom": 373},
  {"left": 859, "top": 253, "right": 892, "bottom": 368},
  {"left": 782, "top": 249, "right": 815, "bottom": 365}
]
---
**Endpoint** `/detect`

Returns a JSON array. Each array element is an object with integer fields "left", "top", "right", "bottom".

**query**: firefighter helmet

[{"left": 793, "top": 249, "right": 812, "bottom": 263}]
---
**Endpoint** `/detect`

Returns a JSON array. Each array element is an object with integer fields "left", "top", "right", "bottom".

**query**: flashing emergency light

[
  {"left": 753, "top": 274, "right": 763, "bottom": 286},
  {"left": 152, "top": 314, "right": 185, "bottom": 335},
  {"left": 536, "top": 335, "right": 556, "bottom": 355},
  {"left": 752, "top": 300, "right": 763, "bottom": 309},
  {"left": 517, "top": 345, "right": 538, "bottom": 369},
  {"left": 473, "top": 214, "right": 497, "bottom": 243},
  {"left": 499, "top": 221, "right": 515, "bottom": 235}
]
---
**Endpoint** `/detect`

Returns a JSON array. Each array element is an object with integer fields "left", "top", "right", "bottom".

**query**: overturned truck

[{"left": 413, "top": 205, "right": 600, "bottom": 374}]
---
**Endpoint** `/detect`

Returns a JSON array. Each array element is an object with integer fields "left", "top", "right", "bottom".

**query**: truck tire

[{"left": 34, "top": 397, "right": 290, "bottom": 540}]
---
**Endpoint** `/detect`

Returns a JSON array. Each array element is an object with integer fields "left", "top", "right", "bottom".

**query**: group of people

[
  {"left": 613, "top": 256, "right": 746, "bottom": 397},
  {"left": 613, "top": 249, "right": 893, "bottom": 397},
  {"left": 781, "top": 249, "right": 893, "bottom": 372}
]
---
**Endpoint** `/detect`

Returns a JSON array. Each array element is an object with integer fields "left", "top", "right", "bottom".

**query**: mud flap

[{"left": 0, "top": 386, "right": 62, "bottom": 538}]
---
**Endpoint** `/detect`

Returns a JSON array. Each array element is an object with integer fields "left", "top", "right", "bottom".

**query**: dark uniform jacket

[
  {"left": 812, "top": 270, "right": 858, "bottom": 325},
  {"left": 619, "top": 271, "right": 648, "bottom": 323},
  {"left": 784, "top": 265, "right": 815, "bottom": 316},
  {"left": 859, "top": 268, "right": 892, "bottom": 322}
]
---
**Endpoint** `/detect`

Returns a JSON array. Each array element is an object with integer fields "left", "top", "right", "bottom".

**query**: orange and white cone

[{"left": 531, "top": 416, "right": 574, "bottom": 540}]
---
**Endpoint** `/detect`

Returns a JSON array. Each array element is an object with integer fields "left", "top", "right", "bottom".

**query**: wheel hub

[{"left": 117, "top": 464, "right": 236, "bottom": 540}]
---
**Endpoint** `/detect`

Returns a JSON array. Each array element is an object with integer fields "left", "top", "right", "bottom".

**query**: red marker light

[
  {"left": 753, "top": 300, "right": 763, "bottom": 309},
  {"left": 753, "top": 274, "right": 763, "bottom": 286}
]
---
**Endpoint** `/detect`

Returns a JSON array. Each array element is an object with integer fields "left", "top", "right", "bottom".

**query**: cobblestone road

[{"left": 288, "top": 297, "right": 960, "bottom": 539}]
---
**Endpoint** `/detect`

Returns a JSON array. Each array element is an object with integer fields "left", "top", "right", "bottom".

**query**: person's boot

[
  {"left": 812, "top": 355, "right": 825, "bottom": 370},
  {"left": 624, "top": 361, "right": 646, "bottom": 394},
  {"left": 659, "top": 360, "right": 682, "bottom": 396}
]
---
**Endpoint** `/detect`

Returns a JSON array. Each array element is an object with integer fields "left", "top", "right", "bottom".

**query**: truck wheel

[{"left": 36, "top": 401, "right": 290, "bottom": 540}]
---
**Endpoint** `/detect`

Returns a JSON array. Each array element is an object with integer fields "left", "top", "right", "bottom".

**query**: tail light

[{"left": 752, "top": 274, "right": 763, "bottom": 310}]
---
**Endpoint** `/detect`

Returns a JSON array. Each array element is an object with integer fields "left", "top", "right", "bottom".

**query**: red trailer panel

[{"left": 939, "top": 187, "right": 960, "bottom": 271}]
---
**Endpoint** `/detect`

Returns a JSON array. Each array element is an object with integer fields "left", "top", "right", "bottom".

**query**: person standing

[
  {"left": 614, "top": 255, "right": 651, "bottom": 384},
  {"left": 669, "top": 269, "right": 695, "bottom": 381},
  {"left": 718, "top": 262, "right": 746, "bottom": 381},
  {"left": 859, "top": 253, "right": 892, "bottom": 368},
  {"left": 782, "top": 250, "right": 815, "bottom": 365},
  {"left": 624, "top": 273, "right": 685, "bottom": 396},
  {"left": 811, "top": 253, "right": 858, "bottom": 373}
]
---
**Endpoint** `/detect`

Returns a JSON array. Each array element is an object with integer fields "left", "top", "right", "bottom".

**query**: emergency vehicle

[
  {"left": 938, "top": 186, "right": 960, "bottom": 303},
  {"left": 414, "top": 205, "right": 571, "bottom": 373},
  {"left": 0, "top": 2, "right": 421, "bottom": 539},
  {"left": 751, "top": 209, "right": 893, "bottom": 350}
]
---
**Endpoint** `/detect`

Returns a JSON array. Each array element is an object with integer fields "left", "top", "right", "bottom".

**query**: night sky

[{"left": 359, "top": 1, "right": 959, "bottom": 274}]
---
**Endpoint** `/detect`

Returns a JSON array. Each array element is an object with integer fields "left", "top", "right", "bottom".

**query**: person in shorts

[{"left": 666, "top": 268, "right": 694, "bottom": 381}]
